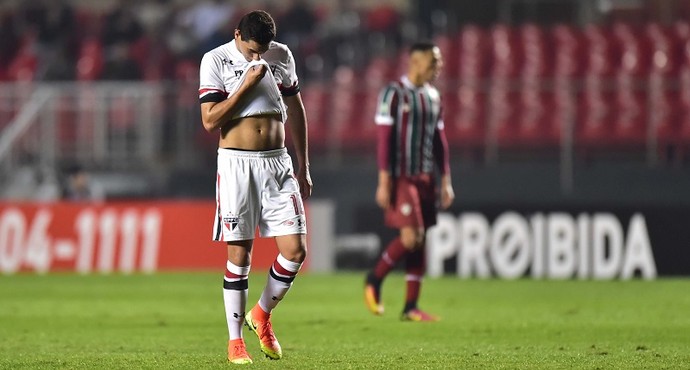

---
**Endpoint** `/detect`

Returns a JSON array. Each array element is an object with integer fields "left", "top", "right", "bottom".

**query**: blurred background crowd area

[
  {"left": 1, "top": 0, "right": 689, "bottom": 83},
  {"left": 4, "top": 0, "right": 690, "bottom": 201},
  {"left": 0, "top": 0, "right": 446, "bottom": 83}
]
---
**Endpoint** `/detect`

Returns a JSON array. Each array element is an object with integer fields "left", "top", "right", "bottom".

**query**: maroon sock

[
  {"left": 373, "top": 237, "right": 408, "bottom": 279},
  {"left": 404, "top": 248, "right": 426, "bottom": 309}
]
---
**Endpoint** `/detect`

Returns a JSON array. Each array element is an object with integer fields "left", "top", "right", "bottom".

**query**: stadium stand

[
  {"left": 76, "top": 38, "right": 104, "bottom": 81},
  {"left": 442, "top": 25, "right": 488, "bottom": 156},
  {"left": 576, "top": 24, "right": 616, "bottom": 152},
  {"left": 3, "top": 0, "right": 690, "bottom": 164}
]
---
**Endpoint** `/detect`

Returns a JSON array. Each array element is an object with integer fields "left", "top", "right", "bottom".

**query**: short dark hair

[
  {"left": 237, "top": 10, "right": 276, "bottom": 45},
  {"left": 409, "top": 41, "right": 436, "bottom": 54}
]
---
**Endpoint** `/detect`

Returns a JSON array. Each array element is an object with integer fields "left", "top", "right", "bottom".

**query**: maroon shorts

[{"left": 385, "top": 174, "right": 437, "bottom": 229}]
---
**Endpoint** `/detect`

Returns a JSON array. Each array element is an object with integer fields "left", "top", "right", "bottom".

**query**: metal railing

[
  {"left": 0, "top": 79, "right": 677, "bottom": 197},
  {"left": 0, "top": 82, "right": 201, "bottom": 173}
]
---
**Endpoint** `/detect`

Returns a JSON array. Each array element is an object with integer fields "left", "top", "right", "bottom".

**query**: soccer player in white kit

[{"left": 198, "top": 10, "right": 312, "bottom": 364}]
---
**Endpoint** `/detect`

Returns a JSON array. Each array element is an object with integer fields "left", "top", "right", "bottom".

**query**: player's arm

[
  {"left": 375, "top": 86, "right": 398, "bottom": 210},
  {"left": 200, "top": 64, "right": 267, "bottom": 132},
  {"left": 280, "top": 47, "right": 312, "bottom": 199},
  {"left": 376, "top": 169, "right": 393, "bottom": 210},
  {"left": 284, "top": 92, "right": 312, "bottom": 199},
  {"left": 433, "top": 125, "right": 455, "bottom": 210},
  {"left": 376, "top": 124, "right": 394, "bottom": 210}
]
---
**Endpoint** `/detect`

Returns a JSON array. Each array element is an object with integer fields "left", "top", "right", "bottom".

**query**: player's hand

[
  {"left": 243, "top": 64, "right": 267, "bottom": 88},
  {"left": 439, "top": 175, "right": 455, "bottom": 210},
  {"left": 297, "top": 167, "right": 312, "bottom": 200},
  {"left": 375, "top": 183, "right": 391, "bottom": 210},
  {"left": 376, "top": 171, "right": 392, "bottom": 210}
]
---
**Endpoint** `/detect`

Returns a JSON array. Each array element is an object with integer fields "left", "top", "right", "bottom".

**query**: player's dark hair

[
  {"left": 237, "top": 10, "right": 276, "bottom": 45},
  {"left": 409, "top": 41, "right": 436, "bottom": 54}
]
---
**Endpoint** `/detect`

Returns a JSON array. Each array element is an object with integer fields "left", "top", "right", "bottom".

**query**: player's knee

[
  {"left": 400, "top": 234, "right": 418, "bottom": 250},
  {"left": 402, "top": 234, "right": 425, "bottom": 251},
  {"left": 282, "top": 244, "right": 307, "bottom": 264},
  {"left": 293, "top": 246, "right": 307, "bottom": 264}
]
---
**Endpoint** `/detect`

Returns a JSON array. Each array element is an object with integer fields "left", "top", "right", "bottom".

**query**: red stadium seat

[
  {"left": 649, "top": 73, "right": 679, "bottom": 161},
  {"left": 486, "top": 25, "right": 522, "bottom": 151},
  {"left": 433, "top": 33, "right": 458, "bottom": 80},
  {"left": 519, "top": 23, "right": 552, "bottom": 79},
  {"left": 487, "top": 81, "right": 520, "bottom": 148},
  {"left": 551, "top": 24, "right": 583, "bottom": 152},
  {"left": 443, "top": 86, "right": 486, "bottom": 151},
  {"left": 611, "top": 73, "right": 647, "bottom": 147},
  {"left": 489, "top": 24, "right": 521, "bottom": 79},
  {"left": 329, "top": 67, "right": 371, "bottom": 150},
  {"left": 676, "top": 66, "right": 690, "bottom": 160},
  {"left": 300, "top": 83, "right": 331, "bottom": 148},
  {"left": 346, "top": 80, "right": 382, "bottom": 149},
  {"left": 611, "top": 22, "right": 650, "bottom": 77},
  {"left": 439, "top": 27, "right": 488, "bottom": 154},
  {"left": 458, "top": 24, "right": 489, "bottom": 80},
  {"left": 646, "top": 23, "right": 683, "bottom": 160},
  {"left": 513, "top": 24, "right": 558, "bottom": 148},
  {"left": 582, "top": 24, "right": 615, "bottom": 77},
  {"left": 515, "top": 82, "right": 559, "bottom": 147},
  {"left": 607, "top": 23, "right": 649, "bottom": 149},
  {"left": 552, "top": 24, "right": 583, "bottom": 78},
  {"left": 646, "top": 22, "right": 681, "bottom": 76},
  {"left": 576, "top": 24, "right": 616, "bottom": 152},
  {"left": 576, "top": 76, "right": 614, "bottom": 149}
]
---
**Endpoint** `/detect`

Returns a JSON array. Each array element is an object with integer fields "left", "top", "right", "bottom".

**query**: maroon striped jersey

[{"left": 375, "top": 76, "right": 448, "bottom": 178}]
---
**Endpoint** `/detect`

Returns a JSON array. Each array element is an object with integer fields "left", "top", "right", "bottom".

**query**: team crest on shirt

[{"left": 223, "top": 214, "right": 240, "bottom": 231}]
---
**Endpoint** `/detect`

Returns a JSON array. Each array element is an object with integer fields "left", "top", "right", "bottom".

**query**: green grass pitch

[{"left": 1, "top": 272, "right": 689, "bottom": 369}]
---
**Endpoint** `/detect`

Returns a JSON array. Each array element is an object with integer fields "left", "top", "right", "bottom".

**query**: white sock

[
  {"left": 258, "top": 254, "right": 302, "bottom": 314},
  {"left": 223, "top": 260, "right": 250, "bottom": 340}
]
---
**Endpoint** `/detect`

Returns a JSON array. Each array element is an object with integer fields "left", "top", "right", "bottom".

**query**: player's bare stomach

[{"left": 219, "top": 114, "right": 284, "bottom": 151}]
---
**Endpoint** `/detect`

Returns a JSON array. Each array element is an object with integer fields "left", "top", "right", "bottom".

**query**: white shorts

[{"left": 213, "top": 148, "right": 307, "bottom": 241}]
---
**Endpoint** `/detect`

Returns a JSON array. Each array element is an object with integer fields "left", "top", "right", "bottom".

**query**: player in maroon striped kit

[{"left": 364, "top": 41, "right": 455, "bottom": 321}]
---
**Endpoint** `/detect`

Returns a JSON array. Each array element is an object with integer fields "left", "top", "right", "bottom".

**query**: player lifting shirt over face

[{"left": 198, "top": 10, "right": 312, "bottom": 365}]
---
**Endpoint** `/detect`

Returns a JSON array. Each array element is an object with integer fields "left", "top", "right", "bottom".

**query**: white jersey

[{"left": 199, "top": 39, "right": 300, "bottom": 122}]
